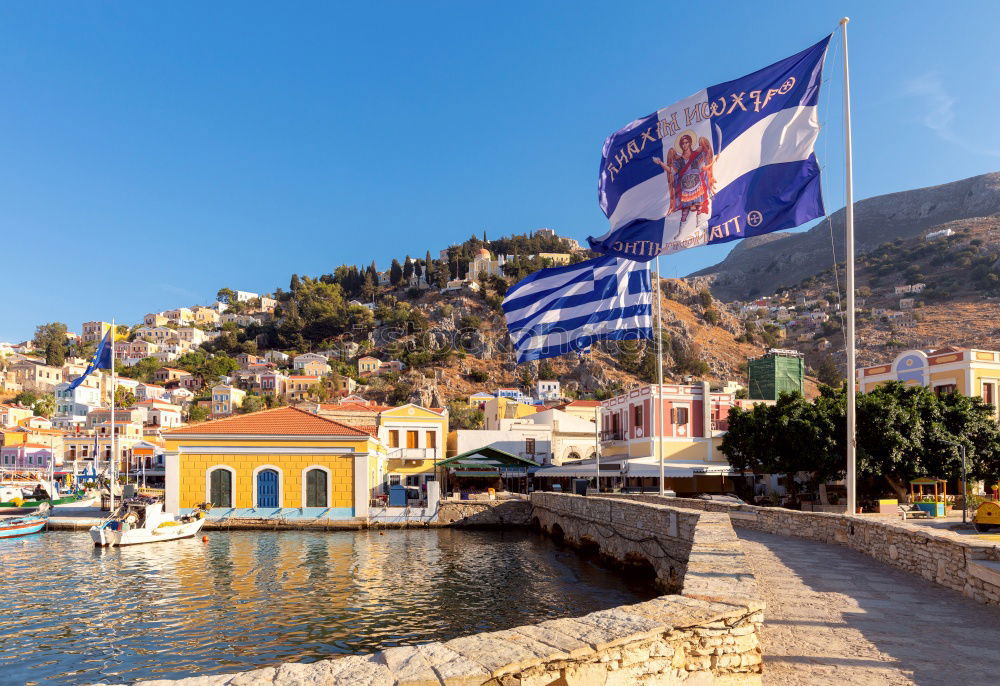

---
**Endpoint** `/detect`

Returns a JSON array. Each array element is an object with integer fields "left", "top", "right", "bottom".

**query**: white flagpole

[
  {"left": 594, "top": 404, "right": 600, "bottom": 492},
  {"left": 840, "top": 18, "right": 857, "bottom": 515},
  {"left": 110, "top": 320, "right": 117, "bottom": 513},
  {"left": 655, "top": 257, "right": 665, "bottom": 494}
]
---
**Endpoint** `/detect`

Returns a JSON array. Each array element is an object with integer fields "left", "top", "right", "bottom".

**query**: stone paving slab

[{"left": 738, "top": 528, "right": 1000, "bottom": 685}]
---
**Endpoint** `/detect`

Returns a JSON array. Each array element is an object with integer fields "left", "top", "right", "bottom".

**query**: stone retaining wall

[
  {"left": 605, "top": 494, "right": 1000, "bottom": 607},
  {"left": 128, "top": 493, "right": 765, "bottom": 686},
  {"left": 437, "top": 499, "right": 532, "bottom": 527}
]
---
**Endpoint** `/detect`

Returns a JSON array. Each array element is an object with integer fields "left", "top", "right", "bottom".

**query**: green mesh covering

[{"left": 748, "top": 352, "right": 804, "bottom": 400}]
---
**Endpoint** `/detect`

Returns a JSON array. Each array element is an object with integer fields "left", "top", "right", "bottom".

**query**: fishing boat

[
  {"left": 90, "top": 498, "right": 210, "bottom": 547},
  {"left": 0, "top": 503, "right": 49, "bottom": 539}
]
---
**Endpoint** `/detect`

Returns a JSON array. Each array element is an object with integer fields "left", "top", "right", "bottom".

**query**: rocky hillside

[
  {"left": 356, "top": 276, "right": 767, "bottom": 407},
  {"left": 732, "top": 214, "right": 1000, "bottom": 376},
  {"left": 690, "top": 172, "right": 1000, "bottom": 301}
]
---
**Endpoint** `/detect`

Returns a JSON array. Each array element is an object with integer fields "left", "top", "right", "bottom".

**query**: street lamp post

[{"left": 942, "top": 440, "right": 968, "bottom": 524}]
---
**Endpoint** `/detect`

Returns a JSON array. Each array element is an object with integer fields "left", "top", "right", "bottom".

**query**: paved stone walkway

[{"left": 737, "top": 528, "right": 1000, "bottom": 685}]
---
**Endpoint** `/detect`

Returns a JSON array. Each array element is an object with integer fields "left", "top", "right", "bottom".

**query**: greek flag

[
  {"left": 503, "top": 255, "right": 652, "bottom": 363},
  {"left": 66, "top": 330, "right": 113, "bottom": 392},
  {"left": 589, "top": 36, "right": 830, "bottom": 261}
]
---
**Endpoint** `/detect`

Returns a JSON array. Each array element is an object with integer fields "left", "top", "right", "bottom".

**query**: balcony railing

[
  {"left": 600, "top": 430, "right": 625, "bottom": 441},
  {"left": 388, "top": 447, "right": 436, "bottom": 461}
]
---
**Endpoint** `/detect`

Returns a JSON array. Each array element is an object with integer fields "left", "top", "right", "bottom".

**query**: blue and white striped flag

[
  {"left": 503, "top": 255, "right": 652, "bottom": 363},
  {"left": 589, "top": 36, "right": 830, "bottom": 261}
]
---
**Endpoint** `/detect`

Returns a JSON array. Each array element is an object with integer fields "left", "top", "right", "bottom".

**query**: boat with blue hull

[{"left": 0, "top": 504, "right": 49, "bottom": 539}]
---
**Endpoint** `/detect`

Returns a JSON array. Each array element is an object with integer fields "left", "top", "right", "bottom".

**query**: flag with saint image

[{"left": 588, "top": 36, "right": 831, "bottom": 261}]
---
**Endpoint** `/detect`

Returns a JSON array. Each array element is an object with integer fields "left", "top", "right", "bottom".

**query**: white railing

[{"left": 387, "top": 447, "right": 436, "bottom": 461}]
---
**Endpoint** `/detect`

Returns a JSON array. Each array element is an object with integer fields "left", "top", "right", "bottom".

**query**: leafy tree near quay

[{"left": 721, "top": 382, "right": 1000, "bottom": 502}]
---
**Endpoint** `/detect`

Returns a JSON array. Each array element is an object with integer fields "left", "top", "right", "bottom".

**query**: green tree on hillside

[
  {"left": 34, "top": 322, "right": 69, "bottom": 367},
  {"left": 816, "top": 354, "right": 843, "bottom": 387},
  {"left": 403, "top": 255, "right": 414, "bottom": 282},
  {"left": 390, "top": 259, "right": 403, "bottom": 287},
  {"left": 217, "top": 288, "right": 235, "bottom": 304}
]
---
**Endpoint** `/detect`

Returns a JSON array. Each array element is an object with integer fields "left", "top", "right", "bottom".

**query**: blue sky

[{"left": 2, "top": 1, "right": 998, "bottom": 342}]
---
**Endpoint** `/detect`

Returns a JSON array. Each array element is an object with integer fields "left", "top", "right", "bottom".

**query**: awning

[
  {"left": 453, "top": 471, "right": 503, "bottom": 478},
  {"left": 533, "top": 460, "right": 737, "bottom": 479}
]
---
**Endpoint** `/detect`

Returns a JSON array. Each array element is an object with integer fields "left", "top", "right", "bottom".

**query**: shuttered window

[
  {"left": 305, "top": 469, "right": 328, "bottom": 508},
  {"left": 209, "top": 469, "right": 232, "bottom": 508}
]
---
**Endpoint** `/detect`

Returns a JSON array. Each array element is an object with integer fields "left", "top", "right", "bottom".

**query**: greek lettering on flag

[
  {"left": 66, "top": 330, "right": 113, "bottom": 392},
  {"left": 503, "top": 255, "right": 652, "bottom": 363},
  {"left": 589, "top": 36, "right": 830, "bottom": 261}
]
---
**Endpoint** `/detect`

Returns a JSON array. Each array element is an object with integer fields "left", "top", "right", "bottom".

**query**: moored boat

[
  {"left": 90, "top": 498, "right": 210, "bottom": 547},
  {"left": 0, "top": 503, "right": 49, "bottom": 539}
]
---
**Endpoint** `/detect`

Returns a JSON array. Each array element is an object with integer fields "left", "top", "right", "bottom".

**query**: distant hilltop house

[
  {"left": 356, "top": 356, "right": 404, "bottom": 377},
  {"left": 894, "top": 283, "right": 926, "bottom": 295},
  {"left": 925, "top": 228, "right": 954, "bottom": 240}
]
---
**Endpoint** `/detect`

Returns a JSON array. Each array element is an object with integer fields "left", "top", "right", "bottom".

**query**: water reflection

[{"left": 0, "top": 529, "right": 655, "bottom": 685}]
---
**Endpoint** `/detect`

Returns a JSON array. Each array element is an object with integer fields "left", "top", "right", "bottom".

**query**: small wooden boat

[
  {"left": 0, "top": 503, "right": 49, "bottom": 539},
  {"left": 90, "top": 499, "right": 210, "bottom": 547}
]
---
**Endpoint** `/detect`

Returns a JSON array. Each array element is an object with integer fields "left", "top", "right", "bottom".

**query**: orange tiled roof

[
  {"left": 561, "top": 400, "right": 600, "bottom": 407},
  {"left": 166, "top": 406, "right": 369, "bottom": 436},
  {"left": 287, "top": 375, "right": 320, "bottom": 381},
  {"left": 354, "top": 424, "right": 379, "bottom": 437}
]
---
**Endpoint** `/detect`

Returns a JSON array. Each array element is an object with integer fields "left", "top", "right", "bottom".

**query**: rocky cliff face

[{"left": 690, "top": 172, "right": 1000, "bottom": 300}]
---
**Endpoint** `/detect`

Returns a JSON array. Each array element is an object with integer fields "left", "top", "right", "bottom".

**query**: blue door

[{"left": 257, "top": 469, "right": 279, "bottom": 508}]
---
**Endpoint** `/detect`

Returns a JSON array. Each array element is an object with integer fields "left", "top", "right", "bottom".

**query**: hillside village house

[
  {"left": 52, "top": 382, "right": 102, "bottom": 430},
  {"left": 297, "top": 359, "right": 330, "bottom": 377},
  {"left": 357, "top": 356, "right": 380, "bottom": 375},
  {"left": 0, "top": 404, "right": 34, "bottom": 429},
  {"left": 144, "top": 313, "right": 169, "bottom": 327},
  {"left": 858, "top": 346, "right": 1000, "bottom": 418},
  {"left": 468, "top": 392, "right": 494, "bottom": 408},
  {"left": 233, "top": 290, "right": 259, "bottom": 302},
  {"left": 12, "top": 359, "right": 63, "bottom": 393},
  {"left": 114, "top": 339, "right": 159, "bottom": 365},
  {"left": 236, "top": 353, "right": 264, "bottom": 368},
  {"left": 163, "top": 308, "right": 194, "bottom": 325},
  {"left": 552, "top": 400, "right": 602, "bottom": 429},
  {"left": 137, "top": 400, "right": 183, "bottom": 429},
  {"left": 286, "top": 375, "right": 320, "bottom": 402},
  {"left": 191, "top": 306, "right": 221, "bottom": 327},
  {"left": 314, "top": 400, "right": 389, "bottom": 428},
  {"left": 264, "top": 350, "right": 290, "bottom": 365},
  {"left": 211, "top": 385, "right": 246, "bottom": 416},
  {"left": 260, "top": 372, "right": 288, "bottom": 397},
  {"left": 81, "top": 320, "right": 112, "bottom": 344},
  {"left": 154, "top": 367, "right": 191, "bottom": 384},
  {"left": 135, "top": 382, "right": 167, "bottom": 402},
  {"left": 162, "top": 407, "right": 385, "bottom": 519},
  {"left": 535, "top": 380, "right": 561, "bottom": 402}
]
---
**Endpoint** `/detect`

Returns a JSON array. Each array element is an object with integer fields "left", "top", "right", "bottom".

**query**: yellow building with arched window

[{"left": 163, "top": 407, "right": 385, "bottom": 519}]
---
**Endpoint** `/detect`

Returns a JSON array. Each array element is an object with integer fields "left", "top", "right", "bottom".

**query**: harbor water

[{"left": 0, "top": 528, "right": 656, "bottom": 685}]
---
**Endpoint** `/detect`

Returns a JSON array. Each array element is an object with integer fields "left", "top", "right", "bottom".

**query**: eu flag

[{"left": 66, "top": 330, "right": 113, "bottom": 392}]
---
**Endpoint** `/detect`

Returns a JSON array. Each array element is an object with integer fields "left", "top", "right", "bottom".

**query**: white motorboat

[{"left": 90, "top": 498, "right": 210, "bottom": 547}]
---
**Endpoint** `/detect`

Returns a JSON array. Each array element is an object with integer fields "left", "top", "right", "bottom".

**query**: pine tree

[
  {"left": 390, "top": 259, "right": 403, "bottom": 287},
  {"left": 403, "top": 255, "right": 414, "bottom": 282},
  {"left": 424, "top": 250, "right": 434, "bottom": 285},
  {"left": 413, "top": 259, "right": 422, "bottom": 280},
  {"left": 290, "top": 274, "right": 301, "bottom": 292}
]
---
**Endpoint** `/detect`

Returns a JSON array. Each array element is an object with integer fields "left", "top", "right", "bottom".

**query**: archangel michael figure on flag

[{"left": 652, "top": 131, "right": 716, "bottom": 239}]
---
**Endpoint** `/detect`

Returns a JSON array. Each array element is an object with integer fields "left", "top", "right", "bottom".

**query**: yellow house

[
  {"left": 163, "top": 406, "right": 385, "bottom": 519},
  {"left": 536, "top": 252, "right": 572, "bottom": 266},
  {"left": 483, "top": 396, "right": 538, "bottom": 430},
  {"left": 191, "top": 306, "right": 221, "bottom": 327},
  {"left": 378, "top": 404, "right": 448, "bottom": 489},
  {"left": 858, "top": 346, "right": 1000, "bottom": 419}
]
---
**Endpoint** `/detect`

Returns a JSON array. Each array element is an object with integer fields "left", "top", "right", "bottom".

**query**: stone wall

[
  {"left": 605, "top": 493, "right": 1000, "bottom": 607},
  {"left": 134, "top": 493, "right": 765, "bottom": 686},
  {"left": 437, "top": 499, "right": 532, "bottom": 527}
]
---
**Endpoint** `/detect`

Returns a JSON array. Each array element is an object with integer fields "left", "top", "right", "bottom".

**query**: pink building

[{"left": 1, "top": 444, "right": 53, "bottom": 469}]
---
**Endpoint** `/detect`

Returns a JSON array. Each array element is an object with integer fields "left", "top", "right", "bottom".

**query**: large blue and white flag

[
  {"left": 503, "top": 255, "right": 652, "bottom": 363},
  {"left": 589, "top": 36, "right": 830, "bottom": 261},
  {"left": 66, "top": 330, "right": 113, "bottom": 392}
]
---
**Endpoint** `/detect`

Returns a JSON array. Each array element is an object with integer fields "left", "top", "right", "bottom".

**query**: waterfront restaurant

[
  {"left": 437, "top": 446, "right": 537, "bottom": 496},
  {"left": 163, "top": 407, "right": 386, "bottom": 519}
]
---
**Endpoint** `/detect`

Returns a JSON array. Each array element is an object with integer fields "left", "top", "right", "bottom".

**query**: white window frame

[
  {"left": 251, "top": 464, "right": 284, "bottom": 508},
  {"left": 205, "top": 465, "right": 237, "bottom": 509},
  {"left": 301, "top": 465, "right": 332, "bottom": 509}
]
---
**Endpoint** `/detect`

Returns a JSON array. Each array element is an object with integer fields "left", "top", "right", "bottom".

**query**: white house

[
  {"left": 449, "top": 426, "right": 553, "bottom": 465},
  {"left": 234, "top": 290, "right": 259, "bottom": 303},
  {"left": 535, "top": 380, "right": 561, "bottom": 402},
  {"left": 293, "top": 352, "right": 329, "bottom": 371}
]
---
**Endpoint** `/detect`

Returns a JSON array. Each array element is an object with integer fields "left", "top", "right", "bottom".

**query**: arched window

[
  {"left": 209, "top": 468, "right": 233, "bottom": 508},
  {"left": 304, "top": 468, "right": 328, "bottom": 508}
]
